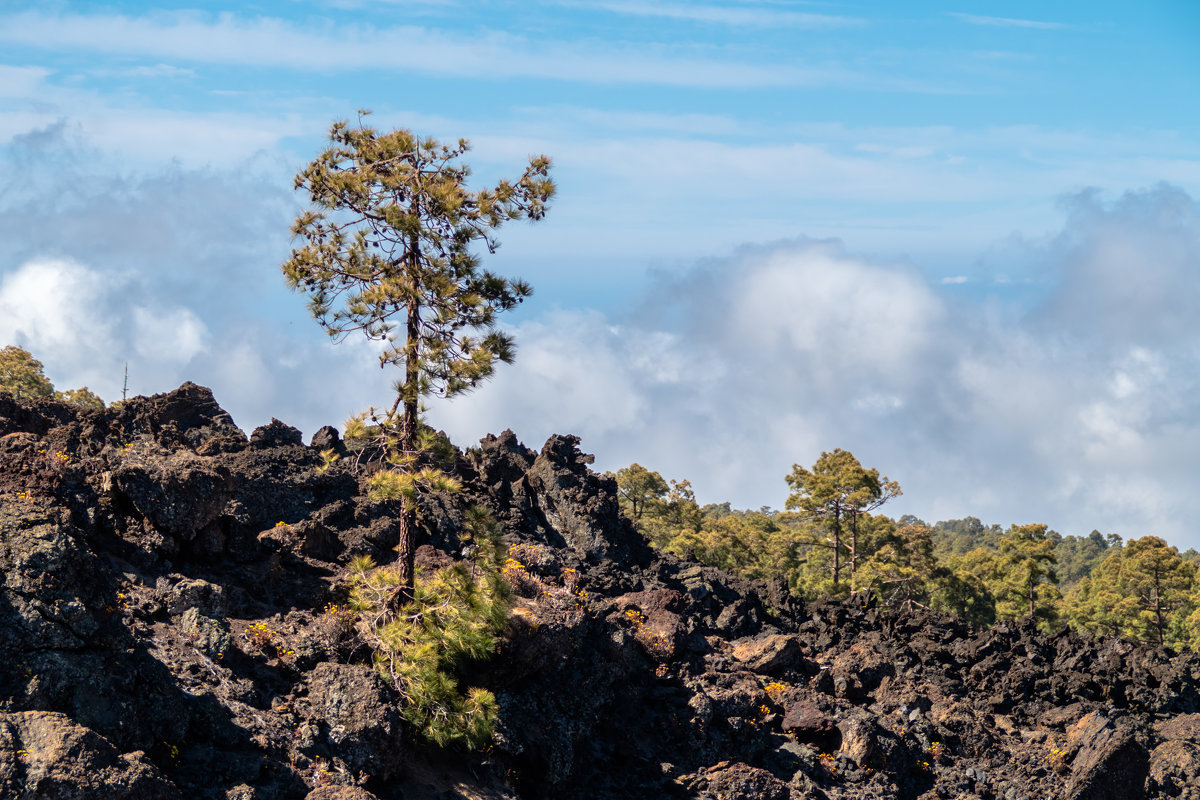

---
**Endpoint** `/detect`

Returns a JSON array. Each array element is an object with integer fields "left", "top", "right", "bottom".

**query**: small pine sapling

[{"left": 347, "top": 507, "right": 511, "bottom": 749}]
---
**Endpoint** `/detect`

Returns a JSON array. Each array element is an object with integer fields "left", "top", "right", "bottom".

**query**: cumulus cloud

[
  {"left": 427, "top": 187, "right": 1200, "bottom": 550},
  {"left": 0, "top": 121, "right": 297, "bottom": 322},
  {"left": 0, "top": 122, "right": 396, "bottom": 426},
  {"left": 0, "top": 257, "right": 210, "bottom": 394}
]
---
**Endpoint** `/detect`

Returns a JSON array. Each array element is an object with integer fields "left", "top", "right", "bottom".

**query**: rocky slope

[{"left": 1, "top": 383, "right": 1199, "bottom": 800}]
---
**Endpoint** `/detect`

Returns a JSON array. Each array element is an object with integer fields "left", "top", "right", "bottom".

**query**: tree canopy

[
  {"left": 0, "top": 345, "right": 54, "bottom": 399},
  {"left": 1066, "top": 536, "right": 1194, "bottom": 647},
  {"left": 0, "top": 345, "right": 105, "bottom": 408},
  {"left": 994, "top": 523, "right": 1060, "bottom": 624}
]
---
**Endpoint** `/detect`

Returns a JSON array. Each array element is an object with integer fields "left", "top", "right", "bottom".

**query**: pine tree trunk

[
  {"left": 831, "top": 507, "right": 842, "bottom": 589},
  {"left": 1153, "top": 584, "right": 1164, "bottom": 647},
  {"left": 391, "top": 252, "right": 423, "bottom": 609},
  {"left": 848, "top": 511, "right": 858, "bottom": 587}
]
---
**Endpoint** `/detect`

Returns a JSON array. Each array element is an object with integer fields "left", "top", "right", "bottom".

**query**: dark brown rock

[
  {"left": 5, "top": 385, "right": 1200, "bottom": 800},
  {"left": 305, "top": 787, "right": 380, "bottom": 800},
  {"left": 695, "top": 761, "right": 793, "bottom": 800},
  {"left": 524, "top": 434, "right": 652, "bottom": 566},
  {"left": 305, "top": 663, "right": 404, "bottom": 779},
  {"left": 781, "top": 701, "right": 836, "bottom": 739},
  {"left": 111, "top": 451, "right": 234, "bottom": 539},
  {"left": 310, "top": 425, "right": 345, "bottom": 454},
  {"left": 250, "top": 418, "right": 304, "bottom": 449},
  {"left": 1147, "top": 739, "right": 1200, "bottom": 797},
  {"left": 0, "top": 711, "right": 179, "bottom": 799},
  {"left": 1064, "top": 711, "right": 1149, "bottom": 800}
]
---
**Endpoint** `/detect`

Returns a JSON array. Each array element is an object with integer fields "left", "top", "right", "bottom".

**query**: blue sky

[{"left": 3, "top": 1, "right": 1200, "bottom": 548}]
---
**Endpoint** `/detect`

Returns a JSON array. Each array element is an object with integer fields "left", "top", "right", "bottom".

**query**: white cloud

[
  {"left": 93, "top": 64, "right": 197, "bottom": 79},
  {"left": 132, "top": 307, "right": 210, "bottom": 362},
  {"left": 948, "top": 13, "right": 1070, "bottom": 31},
  {"left": 568, "top": 1, "right": 862, "bottom": 28},
  {"left": 0, "top": 66, "right": 51, "bottom": 97},
  {"left": 0, "top": 10, "right": 866, "bottom": 89},
  {"left": 425, "top": 188, "right": 1200, "bottom": 550},
  {"left": 0, "top": 72, "right": 303, "bottom": 168},
  {"left": 0, "top": 258, "right": 211, "bottom": 395},
  {"left": 0, "top": 258, "right": 120, "bottom": 365}
]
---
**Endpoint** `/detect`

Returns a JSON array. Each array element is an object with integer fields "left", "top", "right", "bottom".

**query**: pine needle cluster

[{"left": 347, "top": 508, "right": 511, "bottom": 749}]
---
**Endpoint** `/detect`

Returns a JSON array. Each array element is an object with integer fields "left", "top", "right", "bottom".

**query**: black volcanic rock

[
  {"left": 2, "top": 383, "right": 1200, "bottom": 799},
  {"left": 251, "top": 418, "right": 304, "bottom": 449},
  {"left": 525, "top": 434, "right": 654, "bottom": 566},
  {"left": 111, "top": 451, "right": 234, "bottom": 539}
]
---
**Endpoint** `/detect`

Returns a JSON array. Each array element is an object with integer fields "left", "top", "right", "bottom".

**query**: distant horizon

[{"left": 2, "top": 1, "right": 1199, "bottom": 549}]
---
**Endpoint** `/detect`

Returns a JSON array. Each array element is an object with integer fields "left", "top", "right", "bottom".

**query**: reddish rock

[{"left": 782, "top": 700, "right": 836, "bottom": 739}]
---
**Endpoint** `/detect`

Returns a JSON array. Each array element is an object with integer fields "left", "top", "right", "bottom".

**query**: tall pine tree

[{"left": 284, "top": 112, "right": 554, "bottom": 604}]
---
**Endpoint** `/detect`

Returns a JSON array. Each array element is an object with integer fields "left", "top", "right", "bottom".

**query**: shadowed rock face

[{"left": 2, "top": 383, "right": 1200, "bottom": 800}]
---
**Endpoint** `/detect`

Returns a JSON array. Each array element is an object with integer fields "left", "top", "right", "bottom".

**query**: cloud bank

[
  {"left": 428, "top": 185, "right": 1200, "bottom": 548},
  {"left": 3, "top": 120, "right": 1199, "bottom": 549}
]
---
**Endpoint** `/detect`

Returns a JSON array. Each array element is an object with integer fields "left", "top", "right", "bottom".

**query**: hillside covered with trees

[{"left": 615, "top": 454, "right": 1200, "bottom": 651}]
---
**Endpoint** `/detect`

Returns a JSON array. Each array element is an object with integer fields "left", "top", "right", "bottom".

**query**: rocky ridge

[{"left": 1, "top": 383, "right": 1199, "bottom": 799}]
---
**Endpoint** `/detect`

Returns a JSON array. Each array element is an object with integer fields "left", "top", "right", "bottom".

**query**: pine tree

[
  {"left": 284, "top": 112, "right": 554, "bottom": 603},
  {"left": 614, "top": 463, "right": 669, "bottom": 524},
  {"left": 55, "top": 387, "right": 105, "bottom": 410},
  {"left": 994, "top": 523, "right": 1060, "bottom": 625},
  {"left": 856, "top": 519, "right": 939, "bottom": 609},
  {"left": 1067, "top": 537, "right": 1195, "bottom": 647},
  {"left": 785, "top": 449, "right": 901, "bottom": 591}
]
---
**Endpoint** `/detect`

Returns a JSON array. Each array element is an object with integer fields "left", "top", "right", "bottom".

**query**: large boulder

[
  {"left": 111, "top": 451, "right": 234, "bottom": 540},
  {"left": 305, "top": 663, "right": 404, "bottom": 779},
  {"left": 0, "top": 711, "right": 179, "bottom": 799},
  {"left": 1149, "top": 714, "right": 1200, "bottom": 797},
  {"left": 731, "top": 634, "right": 804, "bottom": 675},
  {"left": 1064, "top": 711, "right": 1149, "bottom": 800}
]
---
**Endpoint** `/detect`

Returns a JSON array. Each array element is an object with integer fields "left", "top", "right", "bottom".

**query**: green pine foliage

[
  {"left": 347, "top": 508, "right": 511, "bottom": 750},
  {"left": 993, "top": 524, "right": 1061, "bottom": 629},
  {"left": 1064, "top": 536, "right": 1196, "bottom": 647},
  {"left": 0, "top": 345, "right": 55, "bottom": 399},
  {"left": 55, "top": 386, "right": 106, "bottom": 410},
  {"left": 786, "top": 449, "right": 902, "bottom": 593}
]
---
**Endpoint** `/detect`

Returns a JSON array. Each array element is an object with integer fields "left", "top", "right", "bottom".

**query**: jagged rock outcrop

[{"left": 2, "top": 383, "right": 1200, "bottom": 799}]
